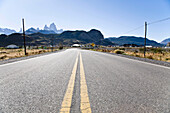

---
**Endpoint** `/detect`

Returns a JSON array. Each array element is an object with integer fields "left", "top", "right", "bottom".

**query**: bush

[
  {"left": 157, "top": 48, "right": 163, "bottom": 53},
  {"left": 139, "top": 48, "right": 144, "bottom": 52},
  {"left": 0, "top": 47, "right": 5, "bottom": 49},
  {"left": 135, "top": 54, "right": 140, "bottom": 57},
  {"left": 17, "top": 49, "right": 22, "bottom": 52},
  {"left": 147, "top": 55, "right": 153, "bottom": 59},
  {"left": 119, "top": 48, "right": 125, "bottom": 50},
  {"left": 165, "top": 58, "right": 170, "bottom": 60},
  {"left": 0, "top": 55, "right": 7, "bottom": 59},
  {"left": 102, "top": 49, "right": 107, "bottom": 52},
  {"left": 59, "top": 46, "right": 63, "bottom": 50},
  {"left": 150, "top": 48, "right": 163, "bottom": 53},
  {"left": 114, "top": 49, "right": 124, "bottom": 54}
]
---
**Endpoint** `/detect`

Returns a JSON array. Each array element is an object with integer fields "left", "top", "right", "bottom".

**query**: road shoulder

[{"left": 88, "top": 49, "right": 170, "bottom": 67}]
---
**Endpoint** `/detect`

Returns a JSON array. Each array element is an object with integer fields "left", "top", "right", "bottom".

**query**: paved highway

[{"left": 0, "top": 49, "right": 169, "bottom": 113}]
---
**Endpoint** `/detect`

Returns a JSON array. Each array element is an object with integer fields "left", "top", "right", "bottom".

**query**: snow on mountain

[
  {"left": 44, "top": 23, "right": 63, "bottom": 33},
  {"left": 49, "top": 23, "right": 57, "bottom": 33},
  {"left": 0, "top": 28, "right": 16, "bottom": 35},
  {"left": 0, "top": 23, "right": 63, "bottom": 35}
]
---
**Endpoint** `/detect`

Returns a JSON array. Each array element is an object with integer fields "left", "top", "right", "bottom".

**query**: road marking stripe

[
  {"left": 80, "top": 53, "right": 92, "bottom": 113},
  {"left": 59, "top": 54, "right": 79, "bottom": 113}
]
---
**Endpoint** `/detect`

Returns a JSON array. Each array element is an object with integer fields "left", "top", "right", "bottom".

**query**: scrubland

[
  {"left": 0, "top": 48, "right": 59, "bottom": 60},
  {"left": 90, "top": 47, "right": 170, "bottom": 62}
]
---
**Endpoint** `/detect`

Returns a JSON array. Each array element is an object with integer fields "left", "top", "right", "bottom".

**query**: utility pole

[
  {"left": 51, "top": 39, "right": 53, "bottom": 52},
  {"left": 22, "top": 18, "right": 27, "bottom": 55},
  {"left": 144, "top": 22, "right": 147, "bottom": 58},
  {"left": 51, "top": 38, "right": 54, "bottom": 52}
]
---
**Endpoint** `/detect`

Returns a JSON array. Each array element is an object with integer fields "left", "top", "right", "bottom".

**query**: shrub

[
  {"left": 134, "top": 50, "right": 138, "bottom": 53},
  {"left": 0, "top": 55, "right": 7, "bottom": 59},
  {"left": 17, "top": 49, "right": 22, "bottom": 52},
  {"left": 157, "top": 48, "right": 163, "bottom": 53},
  {"left": 114, "top": 49, "right": 124, "bottom": 54},
  {"left": 0, "top": 47, "right": 5, "bottom": 49},
  {"left": 165, "top": 58, "right": 170, "bottom": 60},
  {"left": 102, "top": 49, "right": 107, "bottom": 52},
  {"left": 59, "top": 46, "right": 63, "bottom": 50},
  {"left": 150, "top": 48, "right": 157, "bottom": 53},
  {"left": 135, "top": 54, "right": 140, "bottom": 57},
  {"left": 150, "top": 48, "right": 163, "bottom": 53},
  {"left": 147, "top": 55, "right": 153, "bottom": 59},
  {"left": 38, "top": 50, "right": 42, "bottom": 54},
  {"left": 119, "top": 48, "right": 125, "bottom": 50},
  {"left": 139, "top": 48, "right": 144, "bottom": 52}
]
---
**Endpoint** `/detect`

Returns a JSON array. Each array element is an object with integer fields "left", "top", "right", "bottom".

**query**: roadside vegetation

[
  {"left": 89, "top": 47, "right": 170, "bottom": 62},
  {"left": 0, "top": 46, "right": 64, "bottom": 60}
]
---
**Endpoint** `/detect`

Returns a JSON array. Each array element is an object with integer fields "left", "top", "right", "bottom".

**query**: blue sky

[{"left": 0, "top": 0, "right": 170, "bottom": 42}]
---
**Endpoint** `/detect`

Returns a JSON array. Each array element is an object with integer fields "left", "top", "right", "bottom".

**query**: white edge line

[
  {"left": 0, "top": 52, "right": 60, "bottom": 67},
  {"left": 120, "top": 56, "right": 170, "bottom": 70}
]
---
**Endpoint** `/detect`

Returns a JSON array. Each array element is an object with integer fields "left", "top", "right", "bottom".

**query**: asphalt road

[{"left": 0, "top": 48, "right": 169, "bottom": 113}]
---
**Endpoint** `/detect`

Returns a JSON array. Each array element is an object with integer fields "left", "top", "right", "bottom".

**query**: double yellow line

[{"left": 60, "top": 53, "right": 92, "bottom": 113}]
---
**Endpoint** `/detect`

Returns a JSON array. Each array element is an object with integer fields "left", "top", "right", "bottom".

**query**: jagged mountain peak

[
  {"left": 0, "top": 28, "right": 16, "bottom": 35},
  {"left": 49, "top": 23, "right": 57, "bottom": 33},
  {"left": 44, "top": 25, "right": 50, "bottom": 31},
  {"left": 0, "top": 22, "right": 63, "bottom": 35}
]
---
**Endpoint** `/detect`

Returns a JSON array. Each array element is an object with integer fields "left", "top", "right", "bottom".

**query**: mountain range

[
  {"left": 0, "top": 28, "right": 167, "bottom": 47},
  {"left": 107, "top": 36, "right": 163, "bottom": 47},
  {"left": 0, "top": 23, "right": 63, "bottom": 35},
  {"left": 0, "top": 24, "right": 169, "bottom": 46},
  {"left": 160, "top": 38, "right": 170, "bottom": 45},
  {"left": 0, "top": 28, "right": 16, "bottom": 35},
  {"left": 26, "top": 23, "right": 63, "bottom": 34},
  {"left": 0, "top": 29, "right": 112, "bottom": 47}
]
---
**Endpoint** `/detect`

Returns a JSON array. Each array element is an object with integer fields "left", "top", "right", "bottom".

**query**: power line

[
  {"left": 123, "top": 25, "right": 144, "bottom": 34},
  {"left": 148, "top": 17, "right": 170, "bottom": 25},
  {"left": 122, "top": 17, "right": 170, "bottom": 35}
]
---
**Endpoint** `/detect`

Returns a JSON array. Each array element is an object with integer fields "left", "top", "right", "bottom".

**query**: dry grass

[
  {"left": 90, "top": 47, "right": 170, "bottom": 62},
  {"left": 124, "top": 51, "right": 170, "bottom": 62},
  {"left": 0, "top": 49, "right": 58, "bottom": 60}
]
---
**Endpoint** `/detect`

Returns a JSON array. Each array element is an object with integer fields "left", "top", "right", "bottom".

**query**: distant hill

[
  {"left": 0, "top": 29, "right": 114, "bottom": 47},
  {"left": 58, "top": 29, "right": 104, "bottom": 43},
  {"left": 160, "top": 38, "right": 170, "bottom": 45},
  {"left": 0, "top": 28, "right": 16, "bottom": 35},
  {"left": 107, "top": 36, "right": 163, "bottom": 47},
  {"left": 95, "top": 39, "right": 114, "bottom": 46},
  {"left": 0, "top": 33, "right": 33, "bottom": 47}
]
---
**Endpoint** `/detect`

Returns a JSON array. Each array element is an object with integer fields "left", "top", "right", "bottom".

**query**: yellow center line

[
  {"left": 60, "top": 54, "right": 79, "bottom": 113},
  {"left": 80, "top": 53, "right": 92, "bottom": 113}
]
